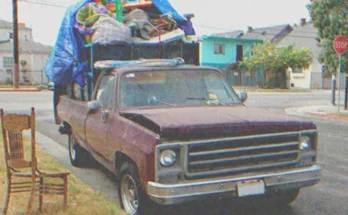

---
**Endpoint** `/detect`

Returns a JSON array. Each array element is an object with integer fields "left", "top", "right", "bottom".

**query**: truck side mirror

[
  {"left": 88, "top": 100, "right": 101, "bottom": 113},
  {"left": 239, "top": 92, "right": 248, "bottom": 103},
  {"left": 47, "top": 82, "right": 55, "bottom": 91}
]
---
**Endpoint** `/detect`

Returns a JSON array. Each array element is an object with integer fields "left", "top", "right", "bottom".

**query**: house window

[
  {"left": 292, "top": 68, "right": 303, "bottom": 73},
  {"left": 3, "top": 57, "right": 14, "bottom": 69},
  {"left": 214, "top": 43, "right": 225, "bottom": 55}
]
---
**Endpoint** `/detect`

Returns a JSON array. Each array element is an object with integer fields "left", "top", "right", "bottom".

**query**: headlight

[
  {"left": 159, "top": 149, "right": 176, "bottom": 167},
  {"left": 300, "top": 136, "right": 311, "bottom": 150}
]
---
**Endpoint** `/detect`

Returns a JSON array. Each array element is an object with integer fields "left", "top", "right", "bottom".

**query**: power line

[
  {"left": 18, "top": 0, "right": 68, "bottom": 8},
  {"left": 17, "top": 0, "right": 320, "bottom": 39}
]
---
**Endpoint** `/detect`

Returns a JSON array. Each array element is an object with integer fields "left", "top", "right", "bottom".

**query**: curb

[
  {"left": 0, "top": 88, "right": 41, "bottom": 92},
  {"left": 285, "top": 106, "right": 348, "bottom": 122},
  {"left": 307, "top": 112, "right": 348, "bottom": 121}
]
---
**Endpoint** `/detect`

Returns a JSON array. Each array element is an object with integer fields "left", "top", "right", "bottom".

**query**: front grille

[{"left": 186, "top": 132, "right": 299, "bottom": 179}]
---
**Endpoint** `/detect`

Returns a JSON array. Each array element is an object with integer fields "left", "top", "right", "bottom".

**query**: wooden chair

[{"left": 0, "top": 107, "right": 70, "bottom": 215}]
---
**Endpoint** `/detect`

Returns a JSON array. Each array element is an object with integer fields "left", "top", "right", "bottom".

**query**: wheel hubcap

[{"left": 121, "top": 174, "right": 139, "bottom": 214}]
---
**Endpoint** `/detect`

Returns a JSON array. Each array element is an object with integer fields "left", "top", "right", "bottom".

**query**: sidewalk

[{"left": 285, "top": 104, "right": 348, "bottom": 121}]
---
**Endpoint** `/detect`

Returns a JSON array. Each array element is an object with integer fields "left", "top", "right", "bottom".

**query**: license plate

[{"left": 237, "top": 179, "right": 265, "bottom": 197}]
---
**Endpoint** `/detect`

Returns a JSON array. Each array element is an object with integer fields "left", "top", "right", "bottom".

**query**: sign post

[{"left": 333, "top": 35, "right": 348, "bottom": 112}]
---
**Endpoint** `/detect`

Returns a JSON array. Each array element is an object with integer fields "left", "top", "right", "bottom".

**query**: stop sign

[{"left": 333, "top": 35, "right": 348, "bottom": 54}]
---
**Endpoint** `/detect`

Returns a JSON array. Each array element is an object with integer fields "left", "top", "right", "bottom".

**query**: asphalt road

[{"left": 1, "top": 90, "right": 347, "bottom": 214}]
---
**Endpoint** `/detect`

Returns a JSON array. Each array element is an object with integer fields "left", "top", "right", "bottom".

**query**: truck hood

[{"left": 120, "top": 106, "right": 316, "bottom": 141}]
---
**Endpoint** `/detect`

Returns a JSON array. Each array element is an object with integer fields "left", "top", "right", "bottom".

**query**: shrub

[
  {"left": 5, "top": 78, "right": 13, "bottom": 85},
  {"left": 37, "top": 84, "right": 47, "bottom": 90}
]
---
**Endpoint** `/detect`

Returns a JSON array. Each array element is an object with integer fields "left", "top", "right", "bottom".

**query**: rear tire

[
  {"left": 68, "top": 134, "right": 88, "bottom": 167},
  {"left": 119, "top": 162, "right": 156, "bottom": 215}
]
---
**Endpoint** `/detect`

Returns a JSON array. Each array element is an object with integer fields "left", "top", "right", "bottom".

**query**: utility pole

[{"left": 12, "top": 0, "right": 20, "bottom": 89}]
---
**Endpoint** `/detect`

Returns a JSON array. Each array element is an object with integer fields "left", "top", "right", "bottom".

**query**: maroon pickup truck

[{"left": 56, "top": 61, "right": 321, "bottom": 215}]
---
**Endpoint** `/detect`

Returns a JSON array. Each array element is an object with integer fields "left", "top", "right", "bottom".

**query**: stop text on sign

[
  {"left": 335, "top": 41, "right": 348, "bottom": 48},
  {"left": 333, "top": 35, "right": 348, "bottom": 54}
]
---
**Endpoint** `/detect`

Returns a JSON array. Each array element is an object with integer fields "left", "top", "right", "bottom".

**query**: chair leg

[
  {"left": 39, "top": 178, "right": 43, "bottom": 212},
  {"left": 63, "top": 176, "right": 68, "bottom": 210},
  {"left": 26, "top": 183, "right": 36, "bottom": 215},
  {"left": 2, "top": 181, "right": 11, "bottom": 215}
]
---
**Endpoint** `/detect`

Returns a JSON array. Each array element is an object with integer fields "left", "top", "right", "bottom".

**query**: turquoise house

[
  {"left": 200, "top": 35, "right": 263, "bottom": 86},
  {"left": 200, "top": 35, "right": 263, "bottom": 69}
]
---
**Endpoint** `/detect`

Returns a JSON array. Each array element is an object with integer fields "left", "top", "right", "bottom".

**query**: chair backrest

[{"left": 0, "top": 108, "right": 36, "bottom": 172}]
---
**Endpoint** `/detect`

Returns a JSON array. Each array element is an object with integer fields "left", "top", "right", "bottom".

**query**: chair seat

[{"left": 12, "top": 171, "right": 70, "bottom": 178}]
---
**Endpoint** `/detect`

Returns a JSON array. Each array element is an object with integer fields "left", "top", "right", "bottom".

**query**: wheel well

[
  {"left": 114, "top": 152, "right": 138, "bottom": 178},
  {"left": 58, "top": 121, "right": 72, "bottom": 135}
]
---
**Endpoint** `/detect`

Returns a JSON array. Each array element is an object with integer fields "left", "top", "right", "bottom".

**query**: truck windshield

[{"left": 119, "top": 69, "right": 241, "bottom": 108}]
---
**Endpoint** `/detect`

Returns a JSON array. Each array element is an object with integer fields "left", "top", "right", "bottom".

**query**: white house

[
  {"left": 278, "top": 19, "right": 335, "bottom": 89},
  {"left": 0, "top": 19, "right": 52, "bottom": 85}
]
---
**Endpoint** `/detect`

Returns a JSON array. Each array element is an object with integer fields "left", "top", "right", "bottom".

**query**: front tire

[
  {"left": 68, "top": 134, "right": 88, "bottom": 167},
  {"left": 119, "top": 162, "right": 155, "bottom": 215}
]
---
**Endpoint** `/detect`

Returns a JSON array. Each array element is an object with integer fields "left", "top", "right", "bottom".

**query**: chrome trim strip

[
  {"left": 188, "top": 161, "right": 298, "bottom": 178},
  {"left": 189, "top": 150, "right": 298, "bottom": 166},
  {"left": 189, "top": 141, "right": 299, "bottom": 157},
  {"left": 161, "top": 130, "right": 312, "bottom": 147}
]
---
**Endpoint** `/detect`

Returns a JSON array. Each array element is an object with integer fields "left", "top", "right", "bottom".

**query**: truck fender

[{"left": 114, "top": 151, "right": 135, "bottom": 181}]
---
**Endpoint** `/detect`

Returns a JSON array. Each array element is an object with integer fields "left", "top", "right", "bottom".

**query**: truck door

[{"left": 85, "top": 74, "right": 116, "bottom": 163}]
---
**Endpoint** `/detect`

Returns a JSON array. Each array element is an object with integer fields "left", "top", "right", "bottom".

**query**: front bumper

[{"left": 147, "top": 165, "right": 321, "bottom": 205}]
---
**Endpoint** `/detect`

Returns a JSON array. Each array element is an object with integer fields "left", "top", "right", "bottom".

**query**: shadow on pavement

[{"left": 149, "top": 195, "right": 295, "bottom": 215}]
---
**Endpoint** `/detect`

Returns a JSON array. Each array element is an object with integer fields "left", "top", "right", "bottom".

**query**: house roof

[
  {"left": 0, "top": 19, "right": 12, "bottom": 29},
  {"left": 241, "top": 24, "right": 293, "bottom": 43},
  {"left": 202, "top": 35, "right": 263, "bottom": 43},
  {"left": 0, "top": 40, "right": 52, "bottom": 54},
  {"left": 277, "top": 22, "right": 321, "bottom": 58},
  {"left": 0, "top": 19, "right": 31, "bottom": 30},
  {"left": 0, "top": 39, "right": 10, "bottom": 44},
  {"left": 211, "top": 30, "right": 244, "bottom": 38}
]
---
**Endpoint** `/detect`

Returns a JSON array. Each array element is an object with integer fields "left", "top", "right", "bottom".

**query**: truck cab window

[
  {"left": 96, "top": 75, "right": 115, "bottom": 109},
  {"left": 120, "top": 70, "right": 240, "bottom": 108}
]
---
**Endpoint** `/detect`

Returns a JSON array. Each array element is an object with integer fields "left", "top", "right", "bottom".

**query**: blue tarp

[
  {"left": 151, "top": 0, "right": 187, "bottom": 23},
  {"left": 45, "top": 0, "right": 93, "bottom": 87}
]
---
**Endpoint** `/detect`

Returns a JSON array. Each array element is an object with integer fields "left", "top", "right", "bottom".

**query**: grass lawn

[
  {"left": 338, "top": 112, "right": 348, "bottom": 119},
  {"left": 0, "top": 84, "right": 47, "bottom": 91},
  {"left": 327, "top": 112, "right": 348, "bottom": 120},
  {"left": 0, "top": 131, "right": 125, "bottom": 215}
]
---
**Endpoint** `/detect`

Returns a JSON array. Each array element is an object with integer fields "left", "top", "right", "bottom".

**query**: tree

[
  {"left": 239, "top": 41, "right": 313, "bottom": 88},
  {"left": 20, "top": 59, "right": 30, "bottom": 84},
  {"left": 20, "top": 59, "right": 27, "bottom": 72},
  {"left": 308, "top": 0, "right": 348, "bottom": 74}
]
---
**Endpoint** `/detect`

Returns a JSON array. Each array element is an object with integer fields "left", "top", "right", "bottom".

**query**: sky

[{"left": 0, "top": 0, "right": 312, "bottom": 46}]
